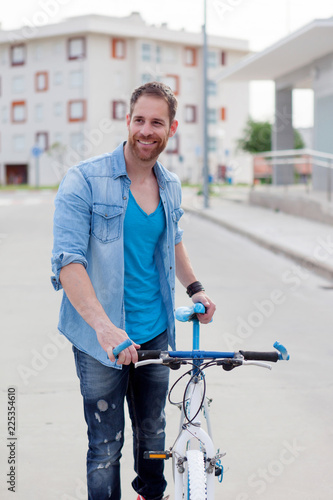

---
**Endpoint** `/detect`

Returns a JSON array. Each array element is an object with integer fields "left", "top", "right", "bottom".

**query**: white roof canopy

[{"left": 217, "top": 18, "right": 333, "bottom": 83}]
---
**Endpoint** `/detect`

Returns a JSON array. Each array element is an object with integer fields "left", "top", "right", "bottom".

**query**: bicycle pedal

[{"left": 143, "top": 450, "right": 172, "bottom": 460}]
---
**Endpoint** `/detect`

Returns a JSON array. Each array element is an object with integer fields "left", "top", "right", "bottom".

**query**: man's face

[{"left": 126, "top": 95, "right": 178, "bottom": 163}]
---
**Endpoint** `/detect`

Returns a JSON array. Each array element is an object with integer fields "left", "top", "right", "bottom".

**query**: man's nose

[{"left": 140, "top": 121, "right": 153, "bottom": 137}]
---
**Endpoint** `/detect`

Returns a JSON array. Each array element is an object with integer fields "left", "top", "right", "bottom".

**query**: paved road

[{"left": 0, "top": 191, "right": 332, "bottom": 499}]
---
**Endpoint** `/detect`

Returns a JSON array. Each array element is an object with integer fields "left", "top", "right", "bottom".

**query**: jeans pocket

[{"left": 91, "top": 203, "right": 123, "bottom": 243}]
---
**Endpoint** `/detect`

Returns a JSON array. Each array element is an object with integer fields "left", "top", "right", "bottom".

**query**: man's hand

[
  {"left": 96, "top": 324, "right": 140, "bottom": 365},
  {"left": 191, "top": 292, "right": 216, "bottom": 324}
]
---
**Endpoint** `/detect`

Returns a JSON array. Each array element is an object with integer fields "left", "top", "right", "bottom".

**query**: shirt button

[{"left": 123, "top": 196, "right": 127, "bottom": 200}]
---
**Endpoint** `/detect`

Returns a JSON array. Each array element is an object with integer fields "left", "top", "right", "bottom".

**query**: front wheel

[{"left": 187, "top": 450, "right": 207, "bottom": 500}]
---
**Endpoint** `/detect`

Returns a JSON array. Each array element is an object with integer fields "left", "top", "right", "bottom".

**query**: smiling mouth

[{"left": 137, "top": 139, "right": 157, "bottom": 145}]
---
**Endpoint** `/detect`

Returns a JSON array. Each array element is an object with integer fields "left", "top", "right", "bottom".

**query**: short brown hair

[{"left": 129, "top": 81, "right": 178, "bottom": 125}]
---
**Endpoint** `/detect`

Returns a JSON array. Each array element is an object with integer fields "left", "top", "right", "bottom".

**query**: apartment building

[{"left": 0, "top": 12, "right": 251, "bottom": 186}]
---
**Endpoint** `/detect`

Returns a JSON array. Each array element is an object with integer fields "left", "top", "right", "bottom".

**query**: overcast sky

[{"left": 2, "top": 0, "right": 333, "bottom": 126}]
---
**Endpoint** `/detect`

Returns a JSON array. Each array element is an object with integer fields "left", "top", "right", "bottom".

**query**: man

[{"left": 51, "top": 81, "right": 216, "bottom": 500}]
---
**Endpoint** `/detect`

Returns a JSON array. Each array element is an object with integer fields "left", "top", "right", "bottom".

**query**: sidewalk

[{"left": 181, "top": 186, "right": 333, "bottom": 282}]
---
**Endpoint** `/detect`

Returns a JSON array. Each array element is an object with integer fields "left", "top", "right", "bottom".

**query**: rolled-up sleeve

[
  {"left": 173, "top": 207, "right": 184, "bottom": 245},
  {"left": 51, "top": 166, "right": 92, "bottom": 291}
]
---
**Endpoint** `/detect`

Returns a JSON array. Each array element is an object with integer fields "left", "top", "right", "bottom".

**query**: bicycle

[{"left": 114, "top": 302, "right": 290, "bottom": 500}]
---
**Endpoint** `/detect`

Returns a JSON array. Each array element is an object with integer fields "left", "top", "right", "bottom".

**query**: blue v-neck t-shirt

[{"left": 123, "top": 190, "right": 168, "bottom": 344}]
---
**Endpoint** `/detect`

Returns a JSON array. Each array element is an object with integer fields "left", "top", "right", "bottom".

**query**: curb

[{"left": 183, "top": 204, "right": 333, "bottom": 282}]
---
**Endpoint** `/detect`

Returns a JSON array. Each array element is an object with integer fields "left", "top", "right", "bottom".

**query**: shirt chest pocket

[{"left": 92, "top": 204, "right": 123, "bottom": 243}]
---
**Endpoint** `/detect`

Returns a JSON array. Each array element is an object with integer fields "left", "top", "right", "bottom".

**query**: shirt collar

[{"left": 111, "top": 142, "right": 128, "bottom": 179}]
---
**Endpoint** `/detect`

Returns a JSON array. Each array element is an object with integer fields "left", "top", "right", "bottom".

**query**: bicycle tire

[{"left": 187, "top": 450, "right": 207, "bottom": 500}]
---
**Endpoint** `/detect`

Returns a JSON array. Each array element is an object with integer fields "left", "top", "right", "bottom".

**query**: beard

[{"left": 127, "top": 131, "right": 169, "bottom": 162}]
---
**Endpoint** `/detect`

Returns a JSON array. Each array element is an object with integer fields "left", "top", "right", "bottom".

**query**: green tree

[{"left": 237, "top": 117, "right": 305, "bottom": 153}]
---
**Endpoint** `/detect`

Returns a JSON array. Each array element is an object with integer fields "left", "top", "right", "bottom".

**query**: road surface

[{"left": 0, "top": 190, "right": 332, "bottom": 499}]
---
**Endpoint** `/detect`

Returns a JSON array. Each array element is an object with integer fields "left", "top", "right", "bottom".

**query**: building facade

[{"left": 0, "top": 12, "right": 250, "bottom": 186}]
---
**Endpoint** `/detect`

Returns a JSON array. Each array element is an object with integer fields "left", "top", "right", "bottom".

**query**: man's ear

[
  {"left": 126, "top": 113, "right": 131, "bottom": 129},
  {"left": 169, "top": 120, "right": 178, "bottom": 138}
]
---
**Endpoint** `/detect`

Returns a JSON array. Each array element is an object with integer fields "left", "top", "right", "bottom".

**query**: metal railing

[{"left": 252, "top": 148, "right": 333, "bottom": 202}]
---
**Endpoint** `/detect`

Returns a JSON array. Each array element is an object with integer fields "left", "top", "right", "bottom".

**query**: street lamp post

[{"left": 203, "top": 0, "right": 209, "bottom": 208}]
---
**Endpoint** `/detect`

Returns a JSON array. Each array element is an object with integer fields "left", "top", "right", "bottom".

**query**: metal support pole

[
  {"left": 203, "top": 0, "right": 209, "bottom": 208},
  {"left": 35, "top": 155, "right": 40, "bottom": 188},
  {"left": 328, "top": 160, "right": 332, "bottom": 203}
]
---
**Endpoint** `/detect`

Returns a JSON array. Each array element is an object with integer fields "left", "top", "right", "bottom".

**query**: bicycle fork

[{"left": 172, "top": 378, "right": 223, "bottom": 499}]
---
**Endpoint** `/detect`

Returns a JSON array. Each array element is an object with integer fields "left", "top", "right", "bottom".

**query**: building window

[
  {"left": 12, "top": 135, "right": 26, "bottom": 152},
  {"left": 185, "top": 105, "right": 197, "bottom": 123},
  {"left": 208, "top": 109, "right": 217, "bottom": 123},
  {"left": 166, "top": 134, "right": 179, "bottom": 154},
  {"left": 1, "top": 48, "right": 8, "bottom": 65},
  {"left": 112, "top": 38, "right": 126, "bottom": 59},
  {"left": 221, "top": 107, "right": 227, "bottom": 121},
  {"left": 156, "top": 46, "right": 162, "bottom": 63},
  {"left": 54, "top": 132, "right": 63, "bottom": 144},
  {"left": 142, "top": 43, "right": 151, "bottom": 61},
  {"left": 69, "top": 70, "right": 84, "bottom": 88},
  {"left": 70, "top": 132, "right": 84, "bottom": 151},
  {"left": 207, "top": 80, "right": 217, "bottom": 96},
  {"left": 2, "top": 106, "right": 9, "bottom": 123},
  {"left": 164, "top": 46, "right": 177, "bottom": 63},
  {"left": 34, "top": 45, "right": 43, "bottom": 61},
  {"left": 54, "top": 71, "right": 63, "bottom": 85},
  {"left": 53, "top": 41, "right": 62, "bottom": 56},
  {"left": 68, "top": 37, "right": 86, "bottom": 60},
  {"left": 35, "top": 132, "right": 47, "bottom": 151},
  {"left": 208, "top": 51, "right": 218, "bottom": 68},
  {"left": 35, "top": 72, "right": 49, "bottom": 92},
  {"left": 114, "top": 72, "right": 124, "bottom": 89},
  {"left": 35, "top": 104, "right": 44, "bottom": 122},
  {"left": 54, "top": 102, "right": 63, "bottom": 116},
  {"left": 208, "top": 137, "right": 217, "bottom": 152},
  {"left": 162, "top": 75, "right": 179, "bottom": 95},
  {"left": 184, "top": 47, "right": 197, "bottom": 66},
  {"left": 112, "top": 101, "right": 126, "bottom": 120},
  {"left": 36, "top": 132, "right": 49, "bottom": 152},
  {"left": 142, "top": 73, "right": 152, "bottom": 85},
  {"left": 221, "top": 51, "right": 227, "bottom": 66},
  {"left": 12, "top": 101, "right": 27, "bottom": 123},
  {"left": 68, "top": 100, "right": 86, "bottom": 122},
  {"left": 11, "top": 44, "right": 26, "bottom": 66},
  {"left": 12, "top": 76, "right": 25, "bottom": 93},
  {"left": 184, "top": 77, "right": 194, "bottom": 93}
]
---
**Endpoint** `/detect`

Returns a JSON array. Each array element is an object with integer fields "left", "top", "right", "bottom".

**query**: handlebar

[
  {"left": 110, "top": 303, "right": 290, "bottom": 369},
  {"left": 135, "top": 342, "right": 290, "bottom": 370}
]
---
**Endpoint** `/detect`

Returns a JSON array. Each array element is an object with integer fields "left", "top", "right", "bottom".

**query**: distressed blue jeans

[{"left": 73, "top": 332, "right": 169, "bottom": 500}]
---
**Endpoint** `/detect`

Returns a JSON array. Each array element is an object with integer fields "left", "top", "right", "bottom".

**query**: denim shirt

[{"left": 51, "top": 142, "right": 184, "bottom": 368}]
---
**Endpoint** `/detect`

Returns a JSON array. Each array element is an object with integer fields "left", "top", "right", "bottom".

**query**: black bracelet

[{"left": 186, "top": 281, "right": 205, "bottom": 297}]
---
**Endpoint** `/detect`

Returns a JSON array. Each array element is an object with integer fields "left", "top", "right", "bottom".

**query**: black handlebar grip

[
  {"left": 239, "top": 350, "right": 279, "bottom": 362},
  {"left": 137, "top": 350, "right": 162, "bottom": 361}
]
